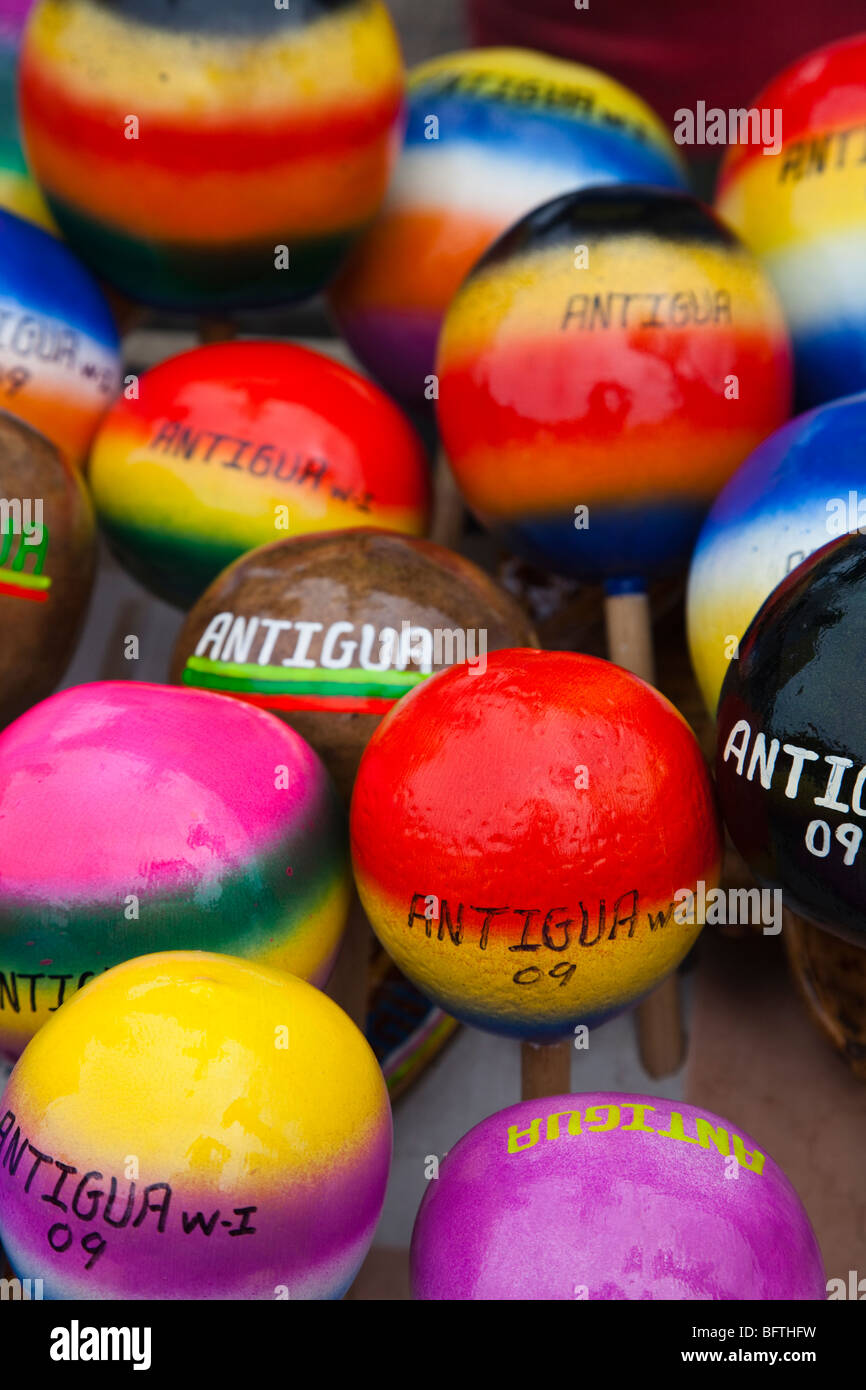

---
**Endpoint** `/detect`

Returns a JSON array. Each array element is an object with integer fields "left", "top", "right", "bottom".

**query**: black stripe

[
  {"left": 475, "top": 186, "right": 740, "bottom": 272},
  {"left": 86, "top": 0, "right": 361, "bottom": 37}
]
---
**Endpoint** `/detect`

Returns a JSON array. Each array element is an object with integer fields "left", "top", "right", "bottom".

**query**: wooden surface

[
  {"left": 603, "top": 588, "right": 684, "bottom": 1078},
  {"left": 686, "top": 928, "right": 866, "bottom": 1285}
]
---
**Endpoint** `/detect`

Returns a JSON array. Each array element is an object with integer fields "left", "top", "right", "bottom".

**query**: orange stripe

[
  {"left": 23, "top": 130, "right": 397, "bottom": 241},
  {"left": 335, "top": 209, "right": 500, "bottom": 314}
]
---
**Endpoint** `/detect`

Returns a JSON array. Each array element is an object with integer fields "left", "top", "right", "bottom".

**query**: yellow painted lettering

[
  {"left": 546, "top": 1110, "right": 581, "bottom": 1141},
  {"left": 583, "top": 1104, "right": 620, "bottom": 1132},
  {"left": 507, "top": 1119, "right": 541, "bottom": 1154},
  {"left": 732, "top": 1134, "right": 765, "bottom": 1174}
]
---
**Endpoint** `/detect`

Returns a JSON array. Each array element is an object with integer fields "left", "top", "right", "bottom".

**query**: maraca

[
  {"left": 717, "top": 33, "right": 866, "bottom": 408},
  {"left": 169, "top": 527, "right": 537, "bottom": 801},
  {"left": 0, "top": 951, "right": 391, "bottom": 1299},
  {"left": 688, "top": 391, "right": 866, "bottom": 715},
  {"left": 716, "top": 532, "right": 866, "bottom": 947},
  {"left": 329, "top": 47, "right": 686, "bottom": 400},
  {"left": 0, "top": 413, "right": 95, "bottom": 726},
  {"left": 19, "top": 0, "right": 405, "bottom": 309},
  {"left": 0, "top": 208, "right": 120, "bottom": 465},
  {"left": 0, "top": 682, "right": 350, "bottom": 1060},
  {"left": 436, "top": 185, "right": 792, "bottom": 589},
  {"left": 351, "top": 648, "right": 722, "bottom": 1096},
  {"left": 436, "top": 184, "right": 788, "bottom": 1070},
  {"left": 88, "top": 342, "right": 430, "bottom": 608},
  {"left": 411, "top": 1092, "right": 825, "bottom": 1300}
]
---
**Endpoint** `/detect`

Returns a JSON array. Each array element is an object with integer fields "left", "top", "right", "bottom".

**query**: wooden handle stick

[
  {"left": 604, "top": 586, "right": 685, "bottom": 1078},
  {"left": 521, "top": 1038, "right": 572, "bottom": 1101},
  {"left": 429, "top": 446, "right": 465, "bottom": 549},
  {"left": 325, "top": 890, "right": 372, "bottom": 1032},
  {"left": 198, "top": 317, "right": 236, "bottom": 346}
]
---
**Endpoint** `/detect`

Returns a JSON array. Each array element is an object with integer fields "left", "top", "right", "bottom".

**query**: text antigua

[{"left": 723, "top": 719, "right": 865, "bottom": 866}]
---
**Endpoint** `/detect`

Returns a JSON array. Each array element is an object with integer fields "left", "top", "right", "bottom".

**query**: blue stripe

[
  {"left": 699, "top": 391, "right": 866, "bottom": 532},
  {"left": 791, "top": 325, "right": 866, "bottom": 411},
  {"left": 0, "top": 209, "right": 119, "bottom": 351},
  {"left": 404, "top": 94, "right": 686, "bottom": 190},
  {"left": 496, "top": 499, "right": 705, "bottom": 584}
]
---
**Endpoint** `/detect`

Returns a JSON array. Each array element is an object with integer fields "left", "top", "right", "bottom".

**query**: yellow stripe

[
  {"left": 410, "top": 46, "right": 681, "bottom": 158},
  {"left": 717, "top": 147, "right": 865, "bottom": 257},
  {"left": 439, "top": 239, "right": 784, "bottom": 362},
  {"left": 29, "top": 0, "right": 403, "bottom": 116}
]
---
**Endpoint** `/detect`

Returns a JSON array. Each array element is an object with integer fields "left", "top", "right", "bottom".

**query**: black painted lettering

[
  {"left": 48, "top": 974, "right": 74, "bottom": 1011},
  {"left": 16, "top": 973, "right": 43, "bottom": 1011},
  {"left": 542, "top": 908, "right": 572, "bottom": 951},
  {"left": 226, "top": 1206, "right": 257, "bottom": 1237},
  {"left": 470, "top": 905, "right": 511, "bottom": 951},
  {"left": 103, "top": 1177, "right": 136, "bottom": 1229},
  {"left": 1, "top": 1124, "right": 28, "bottom": 1175},
  {"left": 507, "top": 908, "right": 542, "bottom": 952},
  {"left": 0, "top": 972, "right": 19, "bottom": 1012},
  {"left": 437, "top": 900, "right": 463, "bottom": 946},
  {"left": 71, "top": 1171, "right": 104, "bottom": 1221},
  {"left": 23, "top": 1145, "right": 53, "bottom": 1194},
  {"left": 132, "top": 1182, "right": 172, "bottom": 1233},
  {"left": 181, "top": 1207, "right": 220, "bottom": 1236},
  {"left": 578, "top": 902, "right": 605, "bottom": 947},
  {"left": 82, "top": 1232, "right": 107, "bottom": 1270},
  {"left": 47, "top": 1222, "right": 73, "bottom": 1253},
  {"left": 41, "top": 1160, "right": 77, "bottom": 1211},
  {"left": 0, "top": 1109, "right": 14, "bottom": 1159},
  {"left": 647, "top": 902, "right": 676, "bottom": 931},
  {"left": 609, "top": 889, "right": 640, "bottom": 940}
]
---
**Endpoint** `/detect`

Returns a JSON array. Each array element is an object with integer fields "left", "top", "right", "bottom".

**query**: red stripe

[
  {"left": 223, "top": 690, "right": 394, "bottom": 715},
  {"left": 439, "top": 329, "right": 791, "bottom": 453},
  {"left": 20, "top": 55, "right": 403, "bottom": 173},
  {"left": 718, "top": 33, "right": 866, "bottom": 190},
  {"left": 0, "top": 579, "right": 49, "bottom": 602}
]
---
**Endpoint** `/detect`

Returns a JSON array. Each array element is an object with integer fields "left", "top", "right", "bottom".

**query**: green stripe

[
  {"left": 0, "top": 568, "right": 51, "bottom": 591},
  {"left": 184, "top": 655, "right": 428, "bottom": 697}
]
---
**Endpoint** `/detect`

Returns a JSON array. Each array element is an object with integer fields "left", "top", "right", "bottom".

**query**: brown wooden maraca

[
  {"left": 0, "top": 411, "right": 95, "bottom": 728},
  {"left": 169, "top": 526, "right": 537, "bottom": 1030}
]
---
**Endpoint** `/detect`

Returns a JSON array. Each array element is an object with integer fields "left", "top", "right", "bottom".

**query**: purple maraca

[{"left": 411, "top": 1092, "right": 825, "bottom": 1300}]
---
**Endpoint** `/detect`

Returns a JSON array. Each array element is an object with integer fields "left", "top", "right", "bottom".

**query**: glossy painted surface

[
  {"left": 0, "top": 209, "right": 119, "bottom": 465},
  {"left": 0, "top": 682, "right": 350, "bottom": 1059},
  {"left": 0, "top": 412, "right": 95, "bottom": 726},
  {"left": 170, "top": 527, "right": 536, "bottom": 800},
  {"left": 717, "top": 33, "right": 866, "bottom": 409},
  {"left": 0, "top": 951, "right": 392, "bottom": 1298},
  {"left": 19, "top": 0, "right": 405, "bottom": 309},
  {"left": 716, "top": 534, "right": 866, "bottom": 945},
  {"left": 88, "top": 342, "right": 430, "bottom": 609},
  {"left": 329, "top": 47, "right": 686, "bottom": 401},
  {"left": 351, "top": 649, "right": 722, "bottom": 1039},
  {"left": 688, "top": 392, "right": 866, "bottom": 715},
  {"left": 410, "top": 1092, "right": 826, "bottom": 1300},
  {"left": 436, "top": 187, "right": 792, "bottom": 586},
  {"left": 0, "top": 0, "right": 53, "bottom": 227}
]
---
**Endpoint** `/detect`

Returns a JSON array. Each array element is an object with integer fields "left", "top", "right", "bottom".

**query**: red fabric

[{"left": 467, "top": 0, "right": 866, "bottom": 149}]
